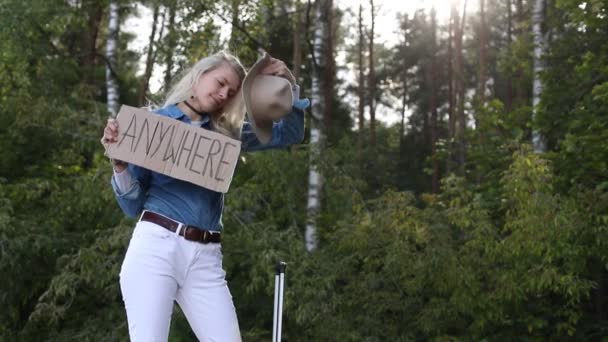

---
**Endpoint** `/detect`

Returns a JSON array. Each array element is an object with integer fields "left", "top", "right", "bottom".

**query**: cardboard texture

[{"left": 104, "top": 105, "right": 241, "bottom": 193}]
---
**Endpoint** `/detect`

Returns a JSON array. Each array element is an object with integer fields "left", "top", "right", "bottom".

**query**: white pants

[{"left": 119, "top": 221, "right": 242, "bottom": 342}]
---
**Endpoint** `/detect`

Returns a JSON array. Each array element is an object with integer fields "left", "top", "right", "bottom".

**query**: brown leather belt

[{"left": 140, "top": 210, "right": 221, "bottom": 244}]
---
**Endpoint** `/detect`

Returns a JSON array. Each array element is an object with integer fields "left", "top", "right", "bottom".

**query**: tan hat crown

[
  {"left": 242, "top": 53, "right": 293, "bottom": 144},
  {"left": 249, "top": 76, "right": 293, "bottom": 121}
]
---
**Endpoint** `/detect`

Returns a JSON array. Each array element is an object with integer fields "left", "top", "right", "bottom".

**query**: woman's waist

[{"left": 144, "top": 191, "right": 223, "bottom": 232}]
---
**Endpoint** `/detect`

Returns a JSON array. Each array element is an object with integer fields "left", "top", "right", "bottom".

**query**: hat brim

[{"left": 242, "top": 53, "right": 275, "bottom": 145}]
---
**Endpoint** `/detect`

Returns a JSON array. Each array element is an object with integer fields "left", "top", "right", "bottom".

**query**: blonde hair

[{"left": 163, "top": 51, "right": 246, "bottom": 139}]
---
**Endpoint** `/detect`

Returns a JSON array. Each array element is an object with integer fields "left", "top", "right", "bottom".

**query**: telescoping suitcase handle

[{"left": 272, "top": 261, "right": 287, "bottom": 342}]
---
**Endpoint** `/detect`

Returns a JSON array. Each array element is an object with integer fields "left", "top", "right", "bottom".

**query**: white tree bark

[
  {"left": 532, "top": 0, "right": 546, "bottom": 152},
  {"left": 106, "top": 1, "right": 120, "bottom": 116},
  {"left": 305, "top": 0, "right": 329, "bottom": 252}
]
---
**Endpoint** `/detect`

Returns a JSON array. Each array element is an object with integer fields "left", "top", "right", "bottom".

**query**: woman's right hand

[
  {"left": 102, "top": 118, "right": 119, "bottom": 143},
  {"left": 101, "top": 118, "right": 127, "bottom": 172}
]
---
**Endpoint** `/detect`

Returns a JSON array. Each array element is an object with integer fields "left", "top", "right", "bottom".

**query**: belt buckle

[
  {"left": 139, "top": 210, "right": 148, "bottom": 222},
  {"left": 175, "top": 223, "right": 184, "bottom": 236},
  {"left": 200, "top": 230, "right": 210, "bottom": 244}
]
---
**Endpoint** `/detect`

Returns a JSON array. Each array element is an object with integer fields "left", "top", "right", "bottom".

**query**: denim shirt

[{"left": 111, "top": 98, "right": 310, "bottom": 232}]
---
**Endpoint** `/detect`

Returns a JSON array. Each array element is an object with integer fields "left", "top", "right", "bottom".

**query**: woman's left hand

[{"left": 259, "top": 57, "right": 296, "bottom": 85}]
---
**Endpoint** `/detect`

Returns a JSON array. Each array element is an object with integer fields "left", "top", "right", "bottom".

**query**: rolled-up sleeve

[
  {"left": 110, "top": 163, "right": 151, "bottom": 218},
  {"left": 242, "top": 97, "right": 310, "bottom": 152}
]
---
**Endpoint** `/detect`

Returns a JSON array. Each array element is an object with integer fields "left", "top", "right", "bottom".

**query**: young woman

[{"left": 101, "top": 51, "right": 309, "bottom": 341}]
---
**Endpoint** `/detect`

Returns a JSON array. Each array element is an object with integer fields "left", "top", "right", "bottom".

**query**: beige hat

[{"left": 242, "top": 53, "right": 293, "bottom": 144}]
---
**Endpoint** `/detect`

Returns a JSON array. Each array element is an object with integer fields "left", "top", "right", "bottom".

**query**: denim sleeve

[
  {"left": 110, "top": 163, "right": 151, "bottom": 218},
  {"left": 241, "top": 98, "right": 310, "bottom": 152}
]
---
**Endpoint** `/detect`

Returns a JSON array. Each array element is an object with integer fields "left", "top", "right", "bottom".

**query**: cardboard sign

[{"left": 104, "top": 105, "right": 241, "bottom": 193}]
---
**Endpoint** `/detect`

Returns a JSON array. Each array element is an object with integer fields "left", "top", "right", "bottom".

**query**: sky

[
  {"left": 124, "top": 0, "right": 475, "bottom": 125},
  {"left": 347, "top": 0, "right": 453, "bottom": 45},
  {"left": 126, "top": 0, "right": 463, "bottom": 58}
]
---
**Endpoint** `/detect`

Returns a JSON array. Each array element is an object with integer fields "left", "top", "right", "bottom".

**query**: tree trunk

[
  {"left": 106, "top": 1, "right": 119, "bottom": 116},
  {"left": 447, "top": 5, "right": 455, "bottom": 174},
  {"left": 368, "top": 0, "right": 376, "bottom": 146},
  {"left": 532, "top": 0, "right": 546, "bottom": 152},
  {"left": 229, "top": 0, "right": 241, "bottom": 50},
  {"left": 506, "top": 0, "right": 513, "bottom": 113},
  {"left": 292, "top": 0, "right": 302, "bottom": 82},
  {"left": 399, "top": 14, "right": 408, "bottom": 179},
  {"left": 516, "top": 0, "right": 523, "bottom": 33},
  {"left": 455, "top": 0, "right": 468, "bottom": 175},
  {"left": 476, "top": 0, "right": 487, "bottom": 184},
  {"left": 306, "top": 0, "right": 331, "bottom": 252},
  {"left": 430, "top": 8, "right": 439, "bottom": 193},
  {"left": 357, "top": 4, "right": 365, "bottom": 163},
  {"left": 400, "top": 72, "right": 407, "bottom": 151},
  {"left": 477, "top": 0, "right": 486, "bottom": 107},
  {"left": 323, "top": 0, "right": 334, "bottom": 132},
  {"left": 515, "top": 0, "right": 526, "bottom": 107},
  {"left": 138, "top": 4, "right": 161, "bottom": 106},
  {"left": 164, "top": 1, "right": 177, "bottom": 91},
  {"left": 81, "top": 3, "right": 103, "bottom": 87}
]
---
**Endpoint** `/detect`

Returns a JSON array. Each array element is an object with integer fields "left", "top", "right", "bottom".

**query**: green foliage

[
  {"left": 222, "top": 148, "right": 309, "bottom": 340},
  {"left": 1, "top": 0, "right": 607, "bottom": 340},
  {"left": 20, "top": 222, "right": 132, "bottom": 341}
]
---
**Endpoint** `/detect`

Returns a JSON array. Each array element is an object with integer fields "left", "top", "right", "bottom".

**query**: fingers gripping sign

[
  {"left": 101, "top": 117, "right": 127, "bottom": 171},
  {"left": 102, "top": 118, "right": 119, "bottom": 144}
]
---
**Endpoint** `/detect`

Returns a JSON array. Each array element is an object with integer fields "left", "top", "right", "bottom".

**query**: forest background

[{"left": 1, "top": 0, "right": 607, "bottom": 340}]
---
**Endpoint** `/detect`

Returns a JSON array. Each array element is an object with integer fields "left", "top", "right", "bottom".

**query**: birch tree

[
  {"left": 306, "top": 0, "right": 331, "bottom": 252},
  {"left": 106, "top": 1, "right": 120, "bottom": 116},
  {"left": 532, "top": 0, "right": 546, "bottom": 152}
]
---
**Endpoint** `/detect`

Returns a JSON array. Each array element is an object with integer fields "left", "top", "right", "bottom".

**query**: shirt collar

[{"left": 163, "top": 104, "right": 211, "bottom": 125}]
